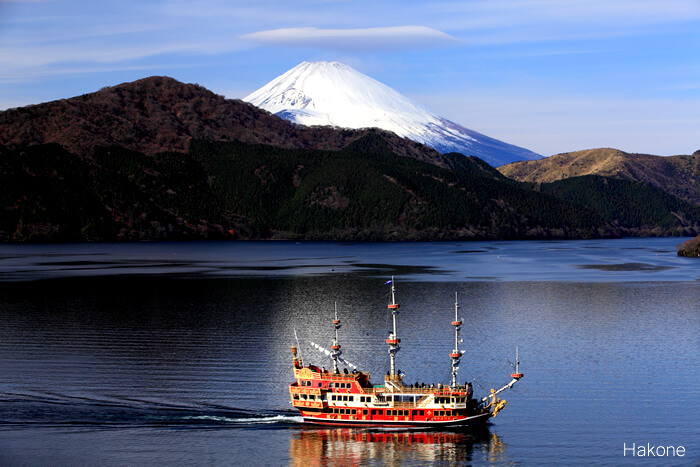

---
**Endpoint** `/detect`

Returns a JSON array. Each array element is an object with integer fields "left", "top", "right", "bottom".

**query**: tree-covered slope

[
  {"left": 499, "top": 148, "right": 700, "bottom": 205},
  {"left": 0, "top": 136, "right": 613, "bottom": 242},
  {"left": 0, "top": 76, "right": 455, "bottom": 169},
  {"left": 538, "top": 175, "right": 700, "bottom": 235}
]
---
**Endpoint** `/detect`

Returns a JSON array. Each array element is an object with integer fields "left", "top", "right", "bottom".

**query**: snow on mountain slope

[{"left": 243, "top": 62, "right": 541, "bottom": 166}]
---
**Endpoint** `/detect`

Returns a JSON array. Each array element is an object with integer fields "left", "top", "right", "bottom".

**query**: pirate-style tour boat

[{"left": 289, "top": 278, "right": 524, "bottom": 427}]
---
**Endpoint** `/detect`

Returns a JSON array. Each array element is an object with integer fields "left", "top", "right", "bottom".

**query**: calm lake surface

[{"left": 0, "top": 238, "right": 698, "bottom": 465}]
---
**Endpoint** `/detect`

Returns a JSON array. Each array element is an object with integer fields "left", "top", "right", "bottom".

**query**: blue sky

[{"left": 1, "top": 0, "right": 698, "bottom": 156}]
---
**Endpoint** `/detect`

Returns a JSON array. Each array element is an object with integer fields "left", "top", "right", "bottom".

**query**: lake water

[{"left": 0, "top": 238, "right": 698, "bottom": 465}]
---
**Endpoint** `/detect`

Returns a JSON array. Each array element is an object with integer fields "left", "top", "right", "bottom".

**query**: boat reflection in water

[{"left": 289, "top": 427, "right": 507, "bottom": 466}]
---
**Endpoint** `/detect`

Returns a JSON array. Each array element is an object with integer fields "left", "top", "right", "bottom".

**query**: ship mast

[
  {"left": 450, "top": 292, "right": 464, "bottom": 388},
  {"left": 386, "top": 276, "right": 401, "bottom": 376},
  {"left": 330, "top": 302, "right": 342, "bottom": 374}
]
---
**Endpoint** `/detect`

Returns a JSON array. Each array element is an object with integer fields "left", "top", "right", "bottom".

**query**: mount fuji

[{"left": 244, "top": 61, "right": 541, "bottom": 167}]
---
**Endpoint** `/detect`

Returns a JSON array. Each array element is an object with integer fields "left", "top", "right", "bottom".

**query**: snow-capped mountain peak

[{"left": 244, "top": 62, "right": 541, "bottom": 166}]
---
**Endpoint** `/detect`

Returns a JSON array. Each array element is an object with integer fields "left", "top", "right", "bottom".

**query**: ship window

[
  {"left": 362, "top": 409, "right": 368, "bottom": 415},
  {"left": 343, "top": 396, "right": 348, "bottom": 401},
  {"left": 418, "top": 410, "right": 424, "bottom": 416},
  {"left": 446, "top": 410, "right": 452, "bottom": 416},
  {"left": 318, "top": 382, "right": 322, "bottom": 387}
]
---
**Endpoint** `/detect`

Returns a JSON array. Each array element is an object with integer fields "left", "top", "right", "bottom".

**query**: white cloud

[{"left": 241, "top": 26, "right": 458, "bottom": 51}]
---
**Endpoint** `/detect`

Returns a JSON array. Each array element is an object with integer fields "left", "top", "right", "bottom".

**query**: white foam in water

[{"left": 185, "top": 415, "right": 303, "bottom": 424}]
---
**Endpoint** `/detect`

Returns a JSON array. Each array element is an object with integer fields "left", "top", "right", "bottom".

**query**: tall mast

[
  {"left": 511, "top": 347, "right": 523, "bottom": 379},
  {"left": 386, "top": 276, "right": 401, "bottom": 376},
  {"left": 330, "top": 302, "right": 342, "bottom": 374},
  {"left": 450, "top": 292, "right": 464, "bottom": 388}
]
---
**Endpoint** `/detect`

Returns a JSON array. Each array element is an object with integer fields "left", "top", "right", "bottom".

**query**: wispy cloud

[{"left": 241, "top": 26, "right": 459, "bottom": 51}]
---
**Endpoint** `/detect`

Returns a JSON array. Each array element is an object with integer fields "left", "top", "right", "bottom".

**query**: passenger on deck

[{"left": 344, "top": 368, "right": 348, "bottom": 374}]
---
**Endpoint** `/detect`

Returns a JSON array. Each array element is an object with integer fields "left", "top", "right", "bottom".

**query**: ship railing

[
  {"left": 361, "top": 386, "right": 454, "bottom": 395},
  {"left": 383, "top": 401, "right": 420, "bottom": 408}
]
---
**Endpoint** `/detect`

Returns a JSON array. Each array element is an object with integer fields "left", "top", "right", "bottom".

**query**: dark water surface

[{"left": 0, "top": 239, "right": 698, "bottom": 465}]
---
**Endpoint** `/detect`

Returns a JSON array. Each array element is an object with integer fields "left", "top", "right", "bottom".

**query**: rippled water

[{"left": 0, "top": 239, "right": 698, "bottom": 465}]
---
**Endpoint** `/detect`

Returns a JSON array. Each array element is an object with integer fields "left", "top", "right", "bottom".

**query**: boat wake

[
  {"left": 0, "top": 392, "right": 301, "bottom": 430},
  {"left": 184, "top": 414, "right": 303, "bottom": 425}
]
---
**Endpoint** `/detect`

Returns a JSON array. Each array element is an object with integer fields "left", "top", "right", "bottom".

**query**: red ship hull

[{"left": 301, "top": 411, "right": 492, "bottom": 428}]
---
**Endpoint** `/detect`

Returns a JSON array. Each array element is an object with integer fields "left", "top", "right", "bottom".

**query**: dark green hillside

[
  {"left": 188, "top": 135, "right": 606, "bottom": 239},
  {"left": 0, "top": 136, "right": 612, "bottom": 242},
  {"left": 442, "top": 152, "right": 514, "bottom": 182},
  {"left": 539, "top": 175, "right": 700, "bottom": 235},
  {"left": 0, "top": 144, "right": 234, "bottom": 241},
  {"left": 0, "top": 144, "right": 118, "bottom": 241}
]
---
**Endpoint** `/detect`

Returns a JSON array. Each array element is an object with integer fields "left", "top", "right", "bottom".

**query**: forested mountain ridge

[
  {"left": 498, "top": 148, "right": 700, "bottom": 205},
  {"left": 0, "top": 76, "right": 455, "bottom": 169},
  {"left": 1, "top": 77, "right": 697, "bottom": 242},
  {"left": 0, "top": 136, "right": 617, "bottom": 242}
]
